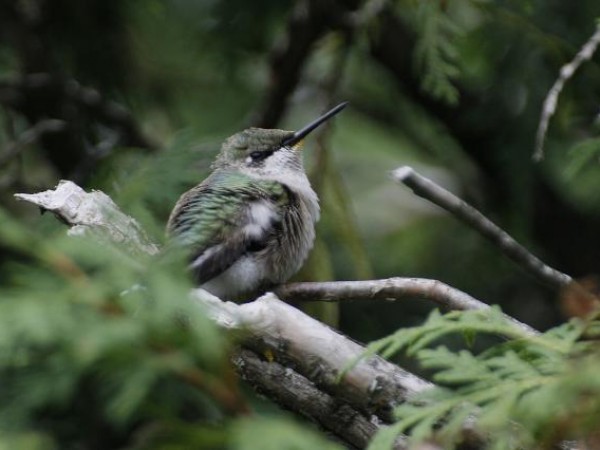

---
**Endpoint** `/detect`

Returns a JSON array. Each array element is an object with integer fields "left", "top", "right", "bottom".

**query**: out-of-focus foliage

[
  {"left": 1, "top": 0, "right": 600, "bottom": 447},
  {"left": 363, "top": 308, "right": 600, "bottom": 449},
  {"left": 0, "top": 207, "right": 230, "bottom": 447},
  {"left": 410, "top": 1, "right": 463, "bottom": 105},
  {"left": 0, "top": 205, "right": 343, "bottom": 449}
]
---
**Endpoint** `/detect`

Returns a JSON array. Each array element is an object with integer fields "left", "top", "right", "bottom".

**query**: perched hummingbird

[{"left": 167, "top": 102, "right": 347, "bottom": 300}]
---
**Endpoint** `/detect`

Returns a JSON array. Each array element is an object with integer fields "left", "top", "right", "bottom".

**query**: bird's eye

[{"left": 249, "top": 150, "right": 274, "bottom": 162}]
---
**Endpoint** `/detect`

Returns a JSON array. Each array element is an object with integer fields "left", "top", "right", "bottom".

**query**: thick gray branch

[
  {"left": 194, "top": 290, "right": 432, "bottom": 423},
  {"left": 393, "top": 166, "right": 573, "bottom": 290},
  {"left": 233, "top": 349, "right": 406, "bottom": 450}
]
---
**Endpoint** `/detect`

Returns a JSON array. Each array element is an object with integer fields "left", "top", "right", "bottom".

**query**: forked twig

[
  {"left": 393, "top": 166, "right": 573, "bottom": 290},
  {"left": 534, "top": 23, "right": 600, "bottom": 161}
]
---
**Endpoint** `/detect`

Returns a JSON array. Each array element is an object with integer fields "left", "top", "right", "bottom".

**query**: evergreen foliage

[
  {"left": 411, "top": 1, "right": 463, "bottom": 105},
  {"left": 366, "top": 308, "right": 600, "bottom": 449},
  {"left": 0, "top": 209, "right": 340, "bottom": 449}
]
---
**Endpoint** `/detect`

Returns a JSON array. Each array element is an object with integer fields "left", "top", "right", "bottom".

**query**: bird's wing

[{"left": 166, "top": 171, "right": 289, "bottom": 284}]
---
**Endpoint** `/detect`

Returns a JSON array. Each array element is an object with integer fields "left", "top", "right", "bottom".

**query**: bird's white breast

[{"left": 201, "top": 256, "right": 265, "bottom": 299}]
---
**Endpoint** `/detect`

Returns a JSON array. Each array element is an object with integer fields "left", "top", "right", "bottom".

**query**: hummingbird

[{"left": 167, "top": 102, "right": 347, "bottom": 301}]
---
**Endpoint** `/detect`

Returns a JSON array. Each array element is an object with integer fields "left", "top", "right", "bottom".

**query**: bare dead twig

[
  {"left": 276, "top": 278, "right": 538, "bottom": 336},
  {"left": 14, "top": 180, "right": 160, "bottom": 257},
  {"left": 533, "top": 23, "right": 600, "bottom": 161},
  {"left": 278, "top": 278, "right": 488, "bottom": 310},
  {"left": 393, "top": 166, "right": 573, "bottom": 290}
]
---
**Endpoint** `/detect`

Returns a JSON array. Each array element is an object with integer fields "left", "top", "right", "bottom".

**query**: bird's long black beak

[{"left": 282, "top": 101, "right": 348, "bottom": 147}]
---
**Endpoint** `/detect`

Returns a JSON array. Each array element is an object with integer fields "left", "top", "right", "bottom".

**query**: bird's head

[{"left": 212, "top": 102, "right": 347, "bottom": 177}]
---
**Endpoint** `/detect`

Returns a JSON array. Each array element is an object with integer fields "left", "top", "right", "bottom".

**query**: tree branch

[
  {"left": 278, "top": 278, "right": 490, "bottom": 310},
  {"left": 233, "top": 348, "right": 406, "bottom": 450},
  {"left": 276, "top": 278, "right": 538, "bottom": 336},
  {"left": 393, "top": 166, "right": 574, "bottom": 290},
  {"left": 193, "top": 289, "right": 432, "bottom": 424},
  {"left": 533, "top": 23, "right": 600, "bottom": 161},
  {"left": 0, "top": 74, "right": 154, "bottom": 151},
  {"left": 0, "top": 74, "right": 155, "bottom": 181},
  {"left": 14, "top": 180, "right": 159, "bottom": 257}
]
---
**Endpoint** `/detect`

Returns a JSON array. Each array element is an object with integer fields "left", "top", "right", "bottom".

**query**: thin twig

[
  {"left": 0, "top": 74, "right": 155, "bottom": 150},
  {"left": 534, "top": 23, "right": 600, "bottom": 161},
  {"left": 279, "top": 278, "right": 493, "bottom": 310},
  {"left": 393, "top": 166, "right": 573, "bottom": 290},
  {"left": 311, "top": 33, "right": 352, "bottom": 193},
  {"left": 0, "top": 119, "right": 66, "bottom": 168},
  {"left": 276, "top": 278, "right": 538, "bottom": 336}
]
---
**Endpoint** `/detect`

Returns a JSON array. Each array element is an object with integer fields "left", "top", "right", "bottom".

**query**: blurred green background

[{"left": 1, "top": 0, "right": 600, "bottom": 448}]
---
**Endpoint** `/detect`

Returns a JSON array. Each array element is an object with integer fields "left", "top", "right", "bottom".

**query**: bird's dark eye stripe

[{"left": 250, "top": 150, "right": 275, "bottom": 161}]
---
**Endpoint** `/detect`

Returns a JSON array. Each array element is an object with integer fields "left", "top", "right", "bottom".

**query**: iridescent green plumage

[{"left": 167, "top": 170, "right": 291, "bottom": 284}]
